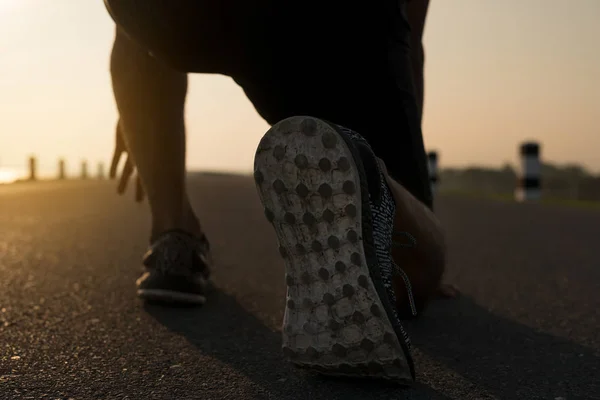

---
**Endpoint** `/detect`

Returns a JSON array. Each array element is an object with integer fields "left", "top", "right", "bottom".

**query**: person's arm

[{"left": 406, "top": 0, "right": 430, "bottom": 121}]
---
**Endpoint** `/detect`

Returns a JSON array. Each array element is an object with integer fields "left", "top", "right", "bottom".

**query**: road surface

[{"left": 1, "top": 174, "right": 598, "bottom": 399}]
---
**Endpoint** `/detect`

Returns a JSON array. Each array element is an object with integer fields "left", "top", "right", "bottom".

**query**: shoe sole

[{"left": 253, "top": 116, "right": 412, "bottom": 383}]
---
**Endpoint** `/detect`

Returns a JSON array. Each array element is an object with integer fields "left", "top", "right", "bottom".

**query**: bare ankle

[
  {"left": 383, "top": 171, "right": 447, "bottom": 317},
  {"left": 150, "top": 207, "right": 203, "bottom": 243}
]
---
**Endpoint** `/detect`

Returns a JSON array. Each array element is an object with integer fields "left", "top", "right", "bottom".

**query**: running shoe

[
  {"left": 136, "top": 230, "right": 212, "bottom": 305},
  {"left": 253, "top": 116, "right": 416, "bottom": 383}
]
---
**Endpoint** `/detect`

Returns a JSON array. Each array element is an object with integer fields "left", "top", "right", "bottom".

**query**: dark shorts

[{"left": 104, "top": 0, "right": 433, "bottom": 209}]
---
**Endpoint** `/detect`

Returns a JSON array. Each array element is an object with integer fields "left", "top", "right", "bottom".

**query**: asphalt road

[{"left": 1, "top": 174, "right": 598, "bottom": 400}]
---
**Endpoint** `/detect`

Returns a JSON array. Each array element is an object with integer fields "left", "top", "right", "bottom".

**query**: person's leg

[
  {"left": 241, "top": 2, "right": 443, "bottom": 383},
  {"left": 363, "top": 39, "right": 449, "bottom": 318},
  {"left": 103, "top": 0, "right": 279, "bottom": 304},
  {"left": 104, "top": 0, "right": 267, "bottom": 75},
  {"left": 400, "top": 0, "right": 460, "bottom": 307},
  {"left": 105, "top": 0, "right": 271, "bottom": 238},
  {"left": 380, "top": 159, "right": 447, "bottom": 317},
  {"left": 110, "top": 29, "right": 200, "bottom": 243},
  {"left": 109, "top": 28, "right": 213, "bottom": 304},
  {"left": 242, "top": 77, "right": 445, "bottom": 319},
  {"left": 238, "top": 1, "right": 444, "bottom": 318}
]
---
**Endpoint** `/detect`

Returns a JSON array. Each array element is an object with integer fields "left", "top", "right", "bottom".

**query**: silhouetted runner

[{"left": 105, "top": 0, "right": 453, "bottom": 383}]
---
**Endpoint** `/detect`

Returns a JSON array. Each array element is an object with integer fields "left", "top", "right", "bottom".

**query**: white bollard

[
  {"left": 515, "top": 142, "right": 541, "bottom": 201},
  {"left": 427, "top": 151, "right": 439, "bottom": 198}
]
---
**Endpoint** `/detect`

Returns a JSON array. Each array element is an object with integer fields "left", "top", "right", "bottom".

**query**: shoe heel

[{"left": 254, "top": 116, "right": 412, "bottom": 383}]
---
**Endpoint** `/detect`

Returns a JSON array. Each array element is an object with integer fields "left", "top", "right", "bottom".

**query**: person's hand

[{"left": 109, "top": 120, "right": 145, "bottom": 202}]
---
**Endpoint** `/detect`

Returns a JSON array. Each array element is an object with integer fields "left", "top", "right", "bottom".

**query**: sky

[{"left": 0, "top": 0, "right": 599, "bottom": 180}]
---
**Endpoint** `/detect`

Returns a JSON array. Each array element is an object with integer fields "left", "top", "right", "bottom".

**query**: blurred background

[
  {"left": 1, "top": 3, "right": 599, "bottom": 398},
  {"left": 0, "top": 0, "right": 599, "bottom": 199}
]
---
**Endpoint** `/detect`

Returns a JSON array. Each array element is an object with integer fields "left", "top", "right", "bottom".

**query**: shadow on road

[
  {"left": 143, "top": 287, "right": 452, "bottom": 400},
  {"left": 405, "top": 295, "right": 600, "bottom": 399},
  {"left": 143, "top": 288, "right": 599, "bottom": 399}
]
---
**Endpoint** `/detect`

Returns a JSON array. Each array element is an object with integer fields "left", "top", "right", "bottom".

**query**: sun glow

[
  {"left": 0, "top": 168, "right": 19, "bottom": 184},
  {"left": 0, "top": 0, "right": 20, "bottom": 12}
]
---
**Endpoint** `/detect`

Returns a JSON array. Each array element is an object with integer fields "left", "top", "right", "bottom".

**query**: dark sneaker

[
  {"left": 253, "top": 116, "right": 417, "bottom": 383},
  {"left": 136, "top": 230, "right": 212, "bottom": 305}
]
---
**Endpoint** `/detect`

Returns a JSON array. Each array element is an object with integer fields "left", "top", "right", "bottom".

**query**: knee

[
  {"left": 110, "top": 28, "right": 158, "bottom": 82},
  {"left": 110, "top": 29, "right": 142, "bottom": 85}
]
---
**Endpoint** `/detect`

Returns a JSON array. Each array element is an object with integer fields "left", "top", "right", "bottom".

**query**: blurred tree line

[{"left": 439, "top": 163, "right": 600, "bottom": 202}]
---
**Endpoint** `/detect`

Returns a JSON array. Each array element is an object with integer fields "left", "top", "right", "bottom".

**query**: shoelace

[
  {"left": 145, "top": 231, "right": 212, "bottom": 276},
  {"left": 392, "top": 231, "right": 418, "bottom": 317}
]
